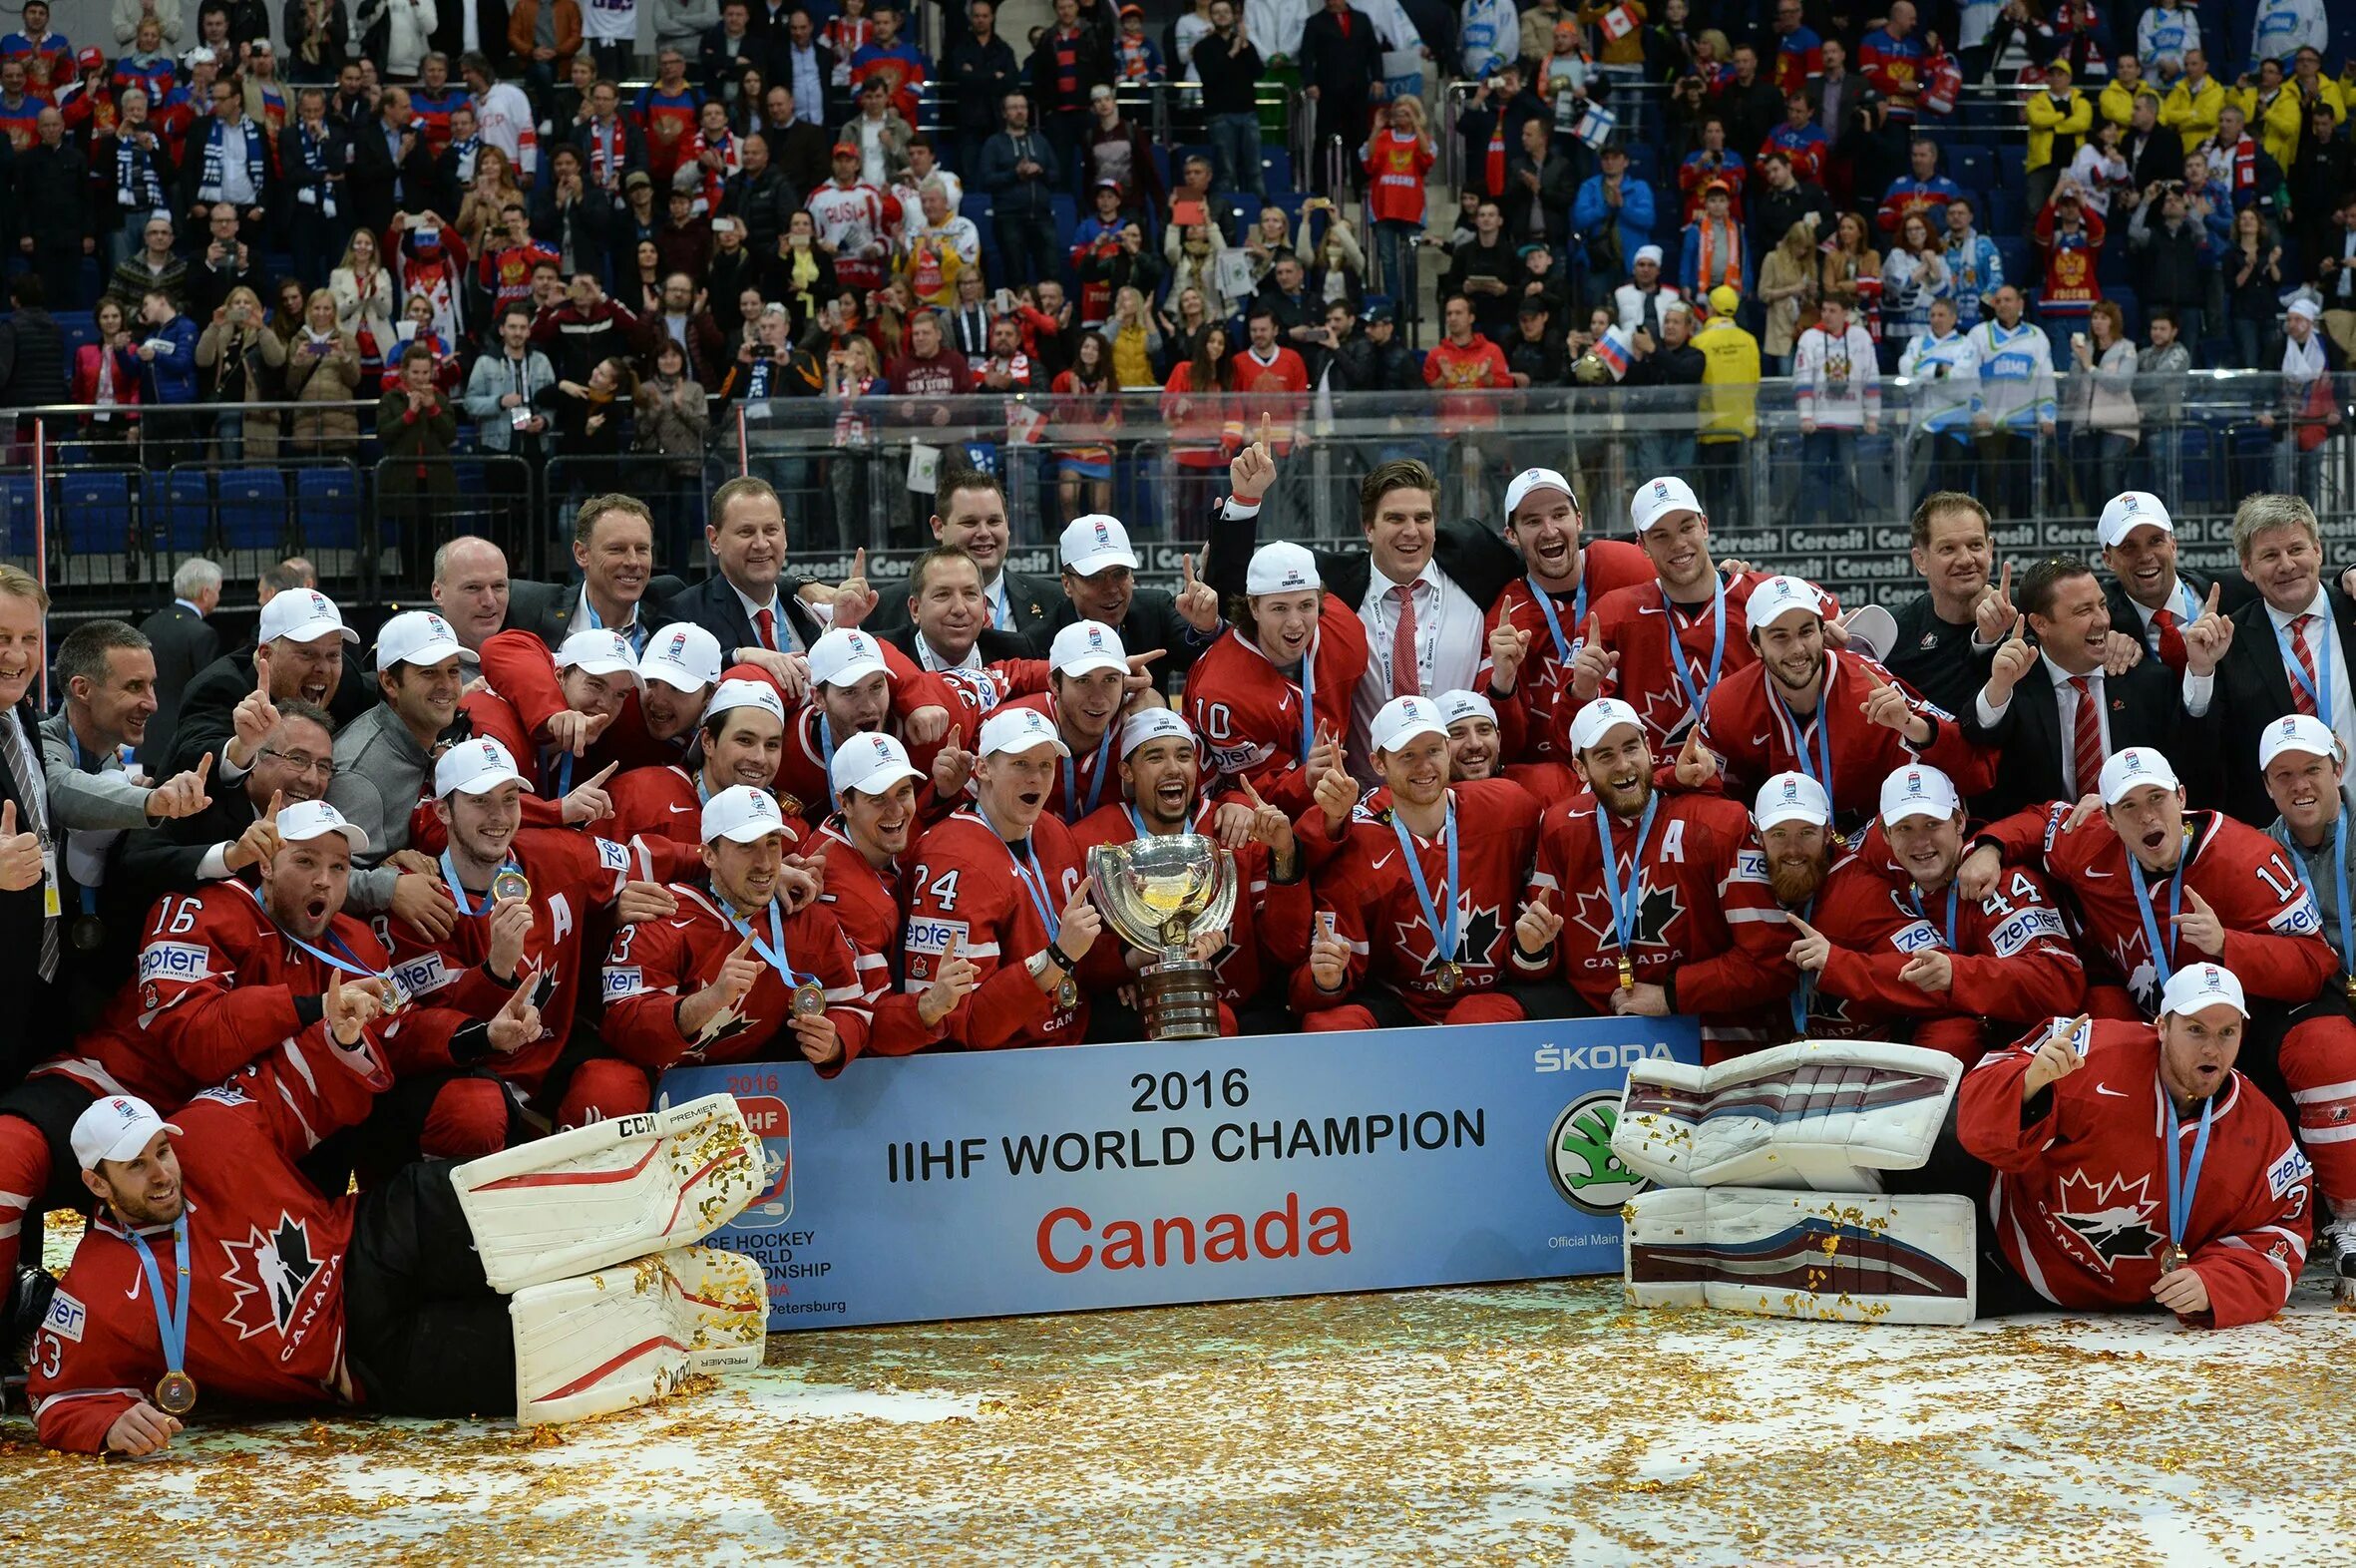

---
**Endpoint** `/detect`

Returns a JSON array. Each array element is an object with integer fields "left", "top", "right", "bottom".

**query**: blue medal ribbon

[
  {"left": 1773, "top": 684, "right": 1837, "bottom": 797},
  {"left": 2286, "top": 810, "right": 2353, "bottom": 979},
  {"left": 1908, "top": 880, "right": 1960, "bottom": 951},
  {"left": 1663, "top": 579, "right": 1728, "bottom": 736},
  {"left": 62, "top": 726, "right": 103, "bottom": 918},
  {"left": 980, "top": 807, "right": 1061, "bottom": 942},
  {"left": 726, "top": 898, "right": 810, "bottom": 990},
  {"left": 439, "top": 848, "right": 523, "bottom": 918},
  {"left": 1391, "top": 795, "right": 1462, "bottom": 980},
  {"left": 1595, "top": 793, "right": 1661, "bottom": 982},
  {"left": 131, "top": 1215, "right": 193, "bottom": 1395},
  {"left": 1062, "top": 723, "right": 1116, "bottom": 823},
  {"left": 1294, "top": 644, "right": 1317, "bottom": 763},
  {"left": 2162, "top": 1086, "right": 2217, "bottom": 1260},
  {"left": 2276, "top": 613, "right": 2333, "bottom": 722},
  {"left": 280, "top": 924, "right": 385, "bottom": 984},
  {"left": 2128, "top": 837, "right": 2190, "bottom": 996},
  {"left": 1788, "top": 893, "right": 1817, "bottom": 1035},
  {"left": 1527, "top": 572, "right": 1584, "bottom": 667}
]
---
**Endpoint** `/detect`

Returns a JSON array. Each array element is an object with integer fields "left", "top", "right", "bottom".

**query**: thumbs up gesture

[{"left": 0, "top": 800, "right": 42, "bottom": 892}]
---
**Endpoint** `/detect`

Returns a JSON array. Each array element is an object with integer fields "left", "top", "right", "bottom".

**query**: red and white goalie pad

[
  {"left": 512, "top": 1244, "right": 769, "bottom": 1425},
  {"left": 452, "top": 1093, "right": 765, "bottom": 1292},
  {"left": 1623, "top": 1187, "right": 1978, "bottom": 1326},
  {"left": 1612, "top": 1040, "right": 1961, "bottom": 1193}
]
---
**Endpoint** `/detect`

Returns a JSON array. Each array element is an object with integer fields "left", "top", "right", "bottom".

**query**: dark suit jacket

[
  {"left": 2101, "top": 565, "right": 2255, "bottom": 664},
  {"left": 862, "top": 566, "right": 1060, "bottom": 653},
  {"left": 1297, "top": 8, "right": 1385, "bottom": 104},
  {"left": 1206, "top": 502, "right": 1523, "bottom": 632},
  {"left": 137, "top": 601, "right": 223, "bottom": 774},
  {"left": 2191, "top": 588, "right": 2356, "bottom": 827},
  {"left": 168, "top": 644, "right": 375, "bottom": 774},
  {"left": 669, "top": 572, "right": 828, "bottom": 661},
  {"left": 1042, "top": 586, "right": 1212, "bottom": 695},
  {"left": 1961, "top": 653, "right": 2191, "bottom": 821},
  {"left": 766, "top": 120, "right": 834, "bottom": 206},
  {"left": 347, "top": 115, "right": 442, "bottom": 236},
  {"left": 879, "top": 623, "right": 1037, "bottom": 670},
  {"left": 504, "top": 574, "right": 690, "bottom": 649},
  {"left": 0, "top": 699, "right": 57, "bottom": 1083},
  {"left": 2125, "top": 126, "right": 2188, "bottom": 192},
  {"left": 701, "top": 23, "right": 776, "bottom": 100}
]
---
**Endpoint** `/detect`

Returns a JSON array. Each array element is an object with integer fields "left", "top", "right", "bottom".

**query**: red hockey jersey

[
  {"left": 29, "top": 1034, "right": 391, "bottom": 1452},
  {"left": 1978, "top": 804, "right": 2332, "bottom": 1014},
  {"left": 902, "top": 806, "right": 1088, "bottom": 1047},
  {"left": 1960, "top": 1018, "right": 2314, "bottom": 1328},
  {"left": 599, "top": 882, "right": 870, "bottom": 1074},
  {"left": 1298, "top": 780, "right": 1539, "bottom": 1023},
  {"left": 809, "top": 819, "right": 951, "bottom": 1056},
  {"left": 1570, "top": 572, "right": 1840, "bottom": 754},
  {"left": 1483, "top": 541, "right": 1655, "bottom": 764},
  {"left": 1704, "top": 647, "right": 1996, "bottom": 818},
  {"left": 999, "top": 690, "right": 1125, "bottom": 827},
  {"left": 1182, "top": 597, "right": 1370, "bottom": 819}
]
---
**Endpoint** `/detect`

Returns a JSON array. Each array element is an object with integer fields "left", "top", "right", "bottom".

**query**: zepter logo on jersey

[{"left": 1548, "top": 1091, "right": 1648, "bottom": 1215}]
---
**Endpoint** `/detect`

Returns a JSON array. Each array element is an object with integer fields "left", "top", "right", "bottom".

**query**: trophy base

[{"left": 1140, "top": 958, "right": 1222, "bottom": 1040}]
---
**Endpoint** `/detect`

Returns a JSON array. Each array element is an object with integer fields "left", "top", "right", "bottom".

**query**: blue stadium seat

[
  {"left": 1994, "top": 235, "right": 2034, "bottom": 288},
  {"left": 1049, "top": 193, "right": 1077, "bottom": 241},
  {"left": 960, "top": 191, "right": 992, "bottom": 224},
  {"left": 1995, "top": 145, "right": 2028, "bottom": 192},
  {"left": 295, "top": 467, "right": 361, "bottom": 551},
  {"left": 1259, "top": 147, "right": 1294, "bottom": 193},
  {"left": 158, "top": 469, "right": 211, "bottom": 554},
  {"left": 217, "top": 468, "right": 286, "bottom": 552},
  {"left": 1988, "top": 187, "right": 2025, "bottom": 233},
  {"left": 59, "top": 470, "right": 134, "bottom": 560},
  {"left": 0, "top": 474, "right": 38, "bottom": 559},
  {"left": 2107, "top": 282, "right": 2139, "bottom": 336},
  {"left": 1949, "top": 146, "right": 1994, "bottom": 190}
]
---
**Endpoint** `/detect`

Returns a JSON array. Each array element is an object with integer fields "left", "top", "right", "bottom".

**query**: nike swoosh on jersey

[
  {"left": 669, "top": 919, "right": 695, "bottom": 929},
  {"left": 1371, "top": 852, "right": 1395, "bottom": 871},
  {"left": 2095, "top": 1084, "right": 2130, "bottom": 1097},
  {"left": 668, "top": 804, "right": 696, "bottom": 814},
  {"left": 2084, "top": 868, "right": 2112, "bottom": 879}
]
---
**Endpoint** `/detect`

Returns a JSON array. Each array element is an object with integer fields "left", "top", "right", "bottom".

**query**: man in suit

[
  {"left": 136, "top": 557, "right": 223, "bottom": 774},
  {"left": 504, "top": 493, "right": 688, "bottom": 655},
  {"left": 2122, "top": 90, "right": 2184, "bottom": 193},
  {"left": 761, "top": 84, "right": 833, "bottom": 198},
  {"left": 702, "top": 0, "right": 774, "bottom": 107},
  {"left": 167, "top": 588, "right": 374, "bottom": 777},
  {"left": 1965, "top": 555, "right": 2194, "bottom": 821},
  {"left": 858, "top": 470, "right": 1059, "bottom": 651},
  {"left": 2096, "top": 491, "right": 2254, "bottom": 675},
  {"left": 2184, "top": 493, "right": 2356, "bottom": 827},
  {"left": 878, "top": 544, "right": 1039, "bottom": 677},
  {"left": 0, "top": 567, "right": 60, "bottom": 1086},
  {"left": 667, "top": 476, "right": 829, "bottom": 670},
  {"left": 1297, "top": 0, "right": 1390, "bottom": 197},
  {"left": 347, "top": 87, "right": 440, "bottom": 238},
  {"left": 1046, "top": 513, "right": 1224, "bottom": 699}
]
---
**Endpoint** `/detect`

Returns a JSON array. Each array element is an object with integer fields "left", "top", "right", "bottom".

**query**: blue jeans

[
  {"left": 1207, "top": 111, "right": 1265, "bottom": 204},
  {"left": 1798, "top": 428, "right": 1860, "bottom": 519}
]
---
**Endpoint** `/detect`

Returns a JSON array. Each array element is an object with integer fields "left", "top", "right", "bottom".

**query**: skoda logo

[{"left": 1548, "top": 1090, "right": 1647, "bottom": 1214}]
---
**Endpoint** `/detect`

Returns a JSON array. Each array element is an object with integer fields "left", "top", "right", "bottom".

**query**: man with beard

[
  {"left": 1883, "top": 492, "right": 2013, "bottom": 718},
  {"left": 811, "top": 732, "right": 979, "bottom": 1056},
  {"left": 1049, "top": 513, "right": 1222, "bottom": 697},
  {"left": 855, "top": 472, "right": 1060, "bottom": 647},
  {"left": 2098, "top": 492, "right": 2246, "bottom": 674},
  {"left": 1183, "top": 542, "right": 1368, "bottom": 819},
  {"left": 327, "top": 611, "right": 475, "bottom": 861},
  {"left": 1707, "top": 575, "right": 1992, "bottom": 825},
  {"left": 1072, "top": 709, "right": 1309, "bottom": 1039},
  {"left": 595, "top": 786, "right": 869, "bottom": 1106},
  {"left": 1513, "top": 698, "right": 1789, "bottom": 1058},
  {"left": 1437, "top": 690, "right": 1586, "bottom": 800},
  {"left": 1300, "top": 696, "right": 1539, "bottom": 1029},
  {"left": 1784, "top": 764, "right": 2084, "bottom": 1060},
  {"left": 902, "top": 707, "right": 1103, "bottom": 1049},
  {"left": 1566, "top": 478, "right": 1841, "bottom": 756},
  {"left": 606, "top": 678, "right": 796, "bottom": 850},
  {"left": 167, "top": 587, "right": 372, "bottom": 775},
  {"left": 1481, "top": 468, "right": 1655, "bottom": 766},
  {"left": 1005, "top": 620, "right": 1144, "bottom": 826},
  {"left": 365, "top": 737, "right": 698, "bottom": 1162},
  {"left": 1969, "top": 556, "right": 2203, "bottom": 820},
  {"left": 1958, "top": 966, "right": 2315, "bottom": 1328}
]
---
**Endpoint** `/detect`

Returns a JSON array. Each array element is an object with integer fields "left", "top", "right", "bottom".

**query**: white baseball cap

[
  {"left": 71, "top": 1094, "right": 183, "bottom": 1171},
  {"left": 2098, "top": 745, "right": 2181, "bottom": 805},
  {"left": 1370, "top": 694, "right": 1448, "bottom": 756},
  {"left": 1502, "top": 467, "right": 1576, "bottom": 523},
  {"left": 1120, "top": 707, "right": 1194, "bottom": 755},
  {"left": 435, "top": 735, "right": 529, "bottom": 797},
  {"left": 1246, "top": 541, "right": 1320, "bottom": 595},
  {"left": 2160, "top": 962, "right": 2248, "bottom": 1020},
  {"left": 1879, "top": 763, "right": 1962, "bottom": 826},
  {"left": 374, "top": 608, "right": 470, "bottom": 670},
  {"left": 2259, "top": 712, "right": 2341, "bottom": 770},
  {"left": 639, "top": 622, "right": 724, "bottom": 692},
  {"left": 1630, "top": 475, "right": 1705, "bottom": 534},
  {"left": 701, "top": 784, "right": 790, "bottom": 844},
  {"left": 1438, "top": 689, "right": 1497, "bottom": 728},
  {"left": 704, "top": 676, "right": 787, "bottom": 727},
  {"left": 1060, "top": 513, "right": 1139, "bottom": 577},
  {"left": 1747, "top": 575, "right": 1824, "bottom": 631},
  {"left": 830, "top": 730, "right": 925, "bottom": 799},
  {"left": 1754, "top": 771, "right": 1832, "bottom": 831},
  {"left": 1633, "top": 244, "right": 1664, "bottom": 267},
  {"left": 555, "top": 628, "right": 640, "bottom": 679},
  {"left": 275, "top": 798, "right": 370, "bottom": 852},
  {"left": 979, "top": 706, "right": 1070, "bottom": 759},
  {"left": 2097, "top": 491, "right": 2172, "bottom": 549},
  {"left": 258, "top": 588, "right": 358, "bottom": 646},
  {"left": 810, "top": 627, "right": 890, "bottom": 689},
  {"left": 1048, "top": 618, "right": 1128, "bottom": 678},
  {"left": 1567, "top": 697, "right": 1643, "bottom": 754}
]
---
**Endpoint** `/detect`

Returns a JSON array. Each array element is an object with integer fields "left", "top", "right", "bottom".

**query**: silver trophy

[{"left": 1086, "top": 834, "right": 1239, "bottom": 1039}]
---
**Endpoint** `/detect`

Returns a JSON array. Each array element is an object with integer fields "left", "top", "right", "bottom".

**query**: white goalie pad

[
  {"left": 1622, "top": 1186, "right": 1977, "bottom": 1327},
  {"left": 453, "top": 1093, "right": 765, "bottom": 1292},
  {"left": 512, "top": 1244, "right": 769, "bottom": 1425},
  {"left": 1611, "top": 1040, "right": 1961, "bottom": 1193}
]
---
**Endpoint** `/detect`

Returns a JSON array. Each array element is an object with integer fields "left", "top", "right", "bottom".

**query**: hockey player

[
  {"left": 1438, "top": 689, "right": 1581, "bottom": 800},
  {"left": 1003, "top": 620, "right": 1139, "bottom": 826},
  {"left": 1299, "top": 695, "right": 1540, "bottom": 1029},
  {"left": 902, "top": 707, "right": 1103, "bottom": 1048},
  {"left": 1181, "top": 541, "right": 1369, "bottom": 819},
  {"left": 604, "top": 677, "right": 796, "bottom": 849},
  {"left": 1959, "top": 966, "right": 2315, "bottom": 1328},
  {"left": 767, "top": 626, "right": 962, "bottom": 824}
]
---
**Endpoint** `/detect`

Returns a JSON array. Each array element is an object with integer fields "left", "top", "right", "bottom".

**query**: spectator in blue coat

[
  {"left": 1571, "top": 140, "right": 1656, "bottom": 293},
  {"left": 133, "top": 284, "right": 201, "bottom": 467}
]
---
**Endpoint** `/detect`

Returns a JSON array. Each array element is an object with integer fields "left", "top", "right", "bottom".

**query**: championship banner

[{"left": 660, "top": 1016, "right": 1703, "bottom": 1332}]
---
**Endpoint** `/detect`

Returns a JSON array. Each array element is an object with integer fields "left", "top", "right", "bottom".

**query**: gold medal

[
  {"left": 791, "top": 979, "right": 826, "bottom": 1017},
  {"left": 1617, "top": 956, "right": 1635, "bottom": 990},
  {"left": 490, "top": 869, "right": 532, "bottom": 904},
  {"left": 1432, "top": 961, "right": 1461, "bottom": 995},
  {"left": 2160, "top": 1244, "right": 2189, "bottom": 1274},
  {"left": 377, "top": 976, "right": 402, "bottom": 1013},
  {"left": 2343, "top": 974, "right": 2355, "bottom": 1003},
  {"left": 155, "top": 1369, "right": 198, "bottom": 1415},
  {"left": 1057, "top": 977, "right": 1080, "bottom": 1010}
]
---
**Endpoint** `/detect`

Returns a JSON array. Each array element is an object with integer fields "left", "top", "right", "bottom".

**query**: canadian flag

[{"left": 1599, "top": 4, "right": 1639, "bottom": 40}]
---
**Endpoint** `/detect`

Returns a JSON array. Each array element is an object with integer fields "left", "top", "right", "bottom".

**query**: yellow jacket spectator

[
  {"left": 2098, "top": 76, "right": 2150, "bottom": 131},
  {"left": 2160, "top": 66, "right": 2226, "bottom": 143},
  {"left": 2230, "top": 80, "right": 2307, "bottom": 170},
  {"left": 1695, "top": 285, "right": 1761, "bottom": 442},
  {"left": 2025, "top": 76, "right": 2092, "bottom": 174}
]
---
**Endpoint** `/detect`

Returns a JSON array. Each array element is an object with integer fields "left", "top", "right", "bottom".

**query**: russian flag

[{"left": 1593, "top": 326, "right": 1633, "bottom": 382}]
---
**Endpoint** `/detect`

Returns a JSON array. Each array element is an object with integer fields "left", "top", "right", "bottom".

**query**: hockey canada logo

[
  {"left": 2049, "top": 1170, "right": 2165, "bottom": 1275},
  {"left": 1549, "top": 1091, "right": 1647, "bottom": 1214},
  {"left": 219, "top": 1212, "right": 331, "bottom": 1344}
]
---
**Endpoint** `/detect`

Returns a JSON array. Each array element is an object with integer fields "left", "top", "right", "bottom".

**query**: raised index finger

[
  {"left": 2203, "top": 581, "right": 2221, "bottom": 615},
  {"left": 1998, "top": 561, "right": 2012, "bottom": 597},
  {"left": 587, "top": 760, "right": 619, "bottom": 788},
  {"left": 850, "top": 546, "right": 867, "bottom": 581}
]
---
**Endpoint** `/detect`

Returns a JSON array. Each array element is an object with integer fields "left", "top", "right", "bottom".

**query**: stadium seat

[
  {"left": 1988, "top": 187, "right": 2025, "bottom": 233},
  {"left": 295, "top": 467, "right": 362, "bottom": 552},
  {"left": 1993, "top": 235, "right": 2034, "bottom": 289},
  {"left": 2107, "top": 282, "right": 2139, "bottom": 336},
  {"left": 0, "top": 474, "right": 39, "bottom": 561},
  {"left": 1949, "top": 146, "right": 1993, "bottom": 190},
  {"left": 217, "top": 468, "right": 287, "bottom": 553},
  {"left": 1996, "top": 145, "right": 2027, "bottom": 191},
  {"left": 1259, "top": 147, "right": 1294, "bottom": 193},
  {"left": 158, "top": 469, "right": 212, "bottom": 555},
  {"left": 59, "top": 470, "right": 135, "bottom": 562}
]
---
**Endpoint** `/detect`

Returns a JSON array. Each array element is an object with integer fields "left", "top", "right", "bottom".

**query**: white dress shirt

[
  {"left": 577, "top": 585, "right": 645, "bottom": 653},
  {"left": 1975, "top": 653, "right": 2115, "bottom": 797},
  {"left": 2179, "top": 586, "right": 2356, "bottom": 762},
  {"left": 1355, "top": 557, "right": 1481, "bottom": 775},
  {"left": 732, "top": 579, "right": 799, "bottom": 652}
]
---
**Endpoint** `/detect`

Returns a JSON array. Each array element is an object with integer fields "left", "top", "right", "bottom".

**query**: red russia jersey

[
  {"left": 999, "top": 691, "right": 1125, "bottom": 827},
  {"left": 1183, "top": 598, "right": 1369, "bottom": 819},
  {"left": 1704, "top": 648, "right": 1996, "bottom": 818},
  {"left": 29, "top": 1034, "right": 391, "bottom": 1452},
  {"left": 1959, "top": 1018, "right": 2314, "bottom": 1328},
  {"left": 1572, "top": 572, "right": 1840, "bottom": 753},
  {"left": 633, "top": 86, "right": 703, "bottom": 182},
  {"left": 1516, "top": 787, "right": 1789, "bottom": 1054},
  {"left": 1362, "top": 127, "right": 1434, "bottom": 225},
  {"left": 1299, "top": 780, "right": 1538, "bottom": 1024},
  {"left": 902, "top": 807, "right": 1088, "bottom": 1048},
  {"left": 599, "top": 882, "right": 870, "bottom": 1075},
  {"left": 1484, "top": 541, "right": 1656, "bottom": 764},
  {"left": 1230, "top": 346, "right": 1311, "bottom": 446},
  {"left": 1979, "top": 805, "right": 2332, "bottom": 1015},
  {"left": 809, "top": 819, "right": 949, "bottom": 1056},
  {"left": 1070, "top": 799, "right": 1313, "bottom": 1009}
]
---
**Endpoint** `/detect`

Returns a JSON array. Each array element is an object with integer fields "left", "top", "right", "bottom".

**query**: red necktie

[
  {"left": 756, "top": 605, "right": 777, "bottom": 652},
  {"left": 2151, "top": 607, "right": 2186, "bottom": 674},
  {"left": 2290, "top": 612, "right": 2321, "bottom": 717},
  {"left": 1390, "top": 584, "right": 1419, "bottom": 698},
  {"left": 2069, "top": 674, "right": 2104, "bottom": 800},
  {"left": 1339, "top": 12, "right": 1351, "bottom": 38}
]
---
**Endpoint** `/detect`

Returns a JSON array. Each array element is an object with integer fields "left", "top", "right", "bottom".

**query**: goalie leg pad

[
  {"left": 453, "top": 1093, "right": 766, "bottom": 1293},
  {"left": 512, "top": 1244, "right": 769, "bottom": 1426},
  {"left": 1613, "top": 1040, "right": 1962, "bottom": 1193},
  {"left": 1623, "top": 1186, "right": 1977, "bottom": 1327}
]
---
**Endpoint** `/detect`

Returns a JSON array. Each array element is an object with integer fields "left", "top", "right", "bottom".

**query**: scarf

[
  {"left": 2284, "top": 326, "right": 2327, "bottom": 384},
  {"left": 1697, "top": 218, "right": 1742, "bottom": 289},
  {"left": 449, "top": 133, "right": 482, "bottom": 183},
  {"left": 2221, "top": 134, "right": 2255, "bottom": 200},
  {"left": 196, "top": 117, "right": 267, "bottom": 203},
  {"left": 295, "top": 122, "right": 338, "bottom": 217},
  {"left": 115, "top": 130, "right": 166, "bottom": 209}
]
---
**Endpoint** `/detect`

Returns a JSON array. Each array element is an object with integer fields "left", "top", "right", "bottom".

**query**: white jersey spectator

[
  {"left": 2249, "top": 0, "right": 2327, "bottom": 65},
  {"left": 2135, "top": 3, "right": 2199, "bottom": 79},
  {"left": 1969, "top": 313, "right": 2058, "bottom": 430},
  {"left": 472, "top": 77, "right": 539, "bottom": 182},
  {"left": 1459, "top": 0, "right": 1518, "bottom": 79},
  {"left": 1792, "top": 315, "right": 1881, "bottom": 429},
  {"left": 1897, "top": 319, "right": 1982, "bottom": 433}
]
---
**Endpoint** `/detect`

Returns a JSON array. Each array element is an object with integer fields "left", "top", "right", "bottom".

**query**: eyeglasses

[{"left": 258, "top": 748, "right": 336, "bottom": 779}]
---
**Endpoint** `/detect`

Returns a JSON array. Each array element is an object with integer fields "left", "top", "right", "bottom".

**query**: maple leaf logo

[
  {"left": 1566, "top": 878, "right": 1686, "bottom": 958},
  {"left": 1390, "top": 904, "right": 1506, "bottom": 975},
  {"left": 2047, "top": 1169, "right": 2167, "bottom": 1276},
  {"left": 218, "top": 1212, "right": 327, "bottom": 1343}
]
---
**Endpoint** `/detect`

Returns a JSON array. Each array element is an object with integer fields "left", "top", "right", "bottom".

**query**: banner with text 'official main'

[{"left": 661, "top": 1016, "right": 1703, "bottom": 1332}]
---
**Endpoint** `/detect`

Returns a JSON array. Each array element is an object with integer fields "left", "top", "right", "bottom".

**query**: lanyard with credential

[
  {"left": 2162, "top": 1086, "right": 2217, "bottom": 1269},
  {"left": 2129, "top": 835, "right": 2191, "bottom": 992},
  {"left": 1595, "top": 793, "right": 1660, "bottom": 988},
  {"left": 1663, "top": 579, "right": 1728, "bottom": 733},
  {"left": 1392, "top": 797, "right": 1462, "bottom": 980},
  {"left": 2277, "top": 613, "right": 2332, "bottom": 721}
]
